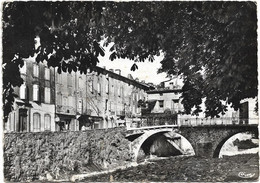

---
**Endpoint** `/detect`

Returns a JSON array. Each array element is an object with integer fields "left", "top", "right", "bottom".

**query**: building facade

[
  {"left": 54, "top": 66, "right": 153, "bottom": 131},
  {"left": 5, "top": 57, "right": 56, "bottom": 132},
  {"left": 78, "top": 67, "right": 152, "bottom": 130},
  {"left": 144, "top": 78, "right": 258, "bottom": 126},
  {"left": 5, "top": 56, "right": 152, "bottom": 132}
]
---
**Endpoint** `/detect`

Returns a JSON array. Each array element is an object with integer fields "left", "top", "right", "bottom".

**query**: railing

[
  {"left": 130, "top": 114, "right": 178, "bottom": 128},
  {"left": 179, "top": 117, "right": 259, "bottom": 126},
  {"left": 128, "top": 116, "right": 258, "bottom": 130},
  {"left": 127, "top": 124, "right": 178, "bottom": 131}
]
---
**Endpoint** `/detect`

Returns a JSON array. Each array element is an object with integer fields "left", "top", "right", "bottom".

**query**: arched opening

[
  {"left": 137, "top": 131, "right": 195, "bottom": 161},
  {"left": 213, "top": 131, "right": 258, "bottom": 158}
]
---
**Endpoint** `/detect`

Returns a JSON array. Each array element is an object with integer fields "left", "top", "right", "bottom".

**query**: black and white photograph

[{"left": 1, "top": 1, "right": 259, "bottom": 182}]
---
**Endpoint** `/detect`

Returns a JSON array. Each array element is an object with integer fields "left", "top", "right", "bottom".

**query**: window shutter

[
  {"left": 78, "top": 100, "right": 83, "bottom": 113},
  {"left": 45, "top": 68, "right": 50, "bottom": 80},
  {"left": 44, "top": 114, "right": 51, "bottom": 131},
  {"left": 33, "top": 64, "right": 39, "bottom": 77},
  {"left": 33, "top": 113, "right": 41, "bottom": 132},
  {"left": 45, "top": 88, "right": 51, "bottom": 103},
  {"left": 106, "top": 83, "right": 109, "bottom": 94},
  {"left": 89, "top": 81, "right": 93, "bottom": 93},
  {"left": 97, "top": 83, "right": 101, "bottom": 94},
  {"left": 20, "top": 84, "right": 26, "bottom": 99},
  {"left": 33, "top": 85, "right": 39, "bottom": 101}
]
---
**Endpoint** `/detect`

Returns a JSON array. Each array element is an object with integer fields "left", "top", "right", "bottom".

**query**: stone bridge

[{"left": 126, "top": 124, "right": 259, "bottom": 161}]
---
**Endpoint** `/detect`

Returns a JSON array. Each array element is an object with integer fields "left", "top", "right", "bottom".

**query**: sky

[{"left": 97, "top": 43, "right": 168, "bottom": 85}]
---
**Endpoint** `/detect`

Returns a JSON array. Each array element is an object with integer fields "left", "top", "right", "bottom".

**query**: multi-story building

[
  {"left": 54, "top": 70, "right": 85, "bottom": 131},
  {"left": 144, "top": 77, "right": 258, "bottom": 126},
  {"left": 78, "top": 67, "right": 153, "bottom": 130},
  {"left": 142, "top": 84, "right": 182, "bottom": 126},
  {"left": 5, "top": 57, "right": 56, "bottom": 132}
]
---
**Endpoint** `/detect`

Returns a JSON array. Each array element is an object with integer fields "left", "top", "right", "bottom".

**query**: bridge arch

[
  {"left": 131, "top": 129, "right": 195, "bottom": 161},
  {"left": 213, "top": 130, "right": 258, "bottom": 158}
]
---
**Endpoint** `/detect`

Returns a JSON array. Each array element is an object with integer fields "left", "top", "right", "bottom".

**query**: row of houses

[
  {"left": 4, "top": 57, "right": 258, "bottom": 132},
  {"left": 4, "top": 57, "right": 153, "bottom": 132}
]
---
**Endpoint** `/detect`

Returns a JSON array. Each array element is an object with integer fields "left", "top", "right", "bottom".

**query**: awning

[
  {"left": 56, "top": 113, "right": 76, "bottom": 120},
  {"left": 16, "top": 101, "right": 32, "bottom": 108},
  {"left": 78, "top": 115, "right": 103, "bottom": 122}
]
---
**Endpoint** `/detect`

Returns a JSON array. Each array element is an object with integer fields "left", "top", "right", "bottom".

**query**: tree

[
  {"left": 2, "top": 2, "right": 105, "bottom": 122},
  {"left": 2, "top": 1, "right": 257, "bottom": 121},
  {"left": 102, "top": 1, "right": 257, "bottom": 117}
]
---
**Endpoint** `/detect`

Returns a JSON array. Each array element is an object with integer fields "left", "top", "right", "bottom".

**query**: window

[
  {"left": 121, "top": 87, "right": 124, "bottom": 98},
  {"left": 68, "top": 96, "right": 73, "bottom": 107},
  {"left": 63, "top": 96, "right": 68, "bottom": 106},
  {"left": 78, "top": 77, "right": 83, "bottom": 89},
  {"left": 114, "top": 85, "right": 117, "bottom": 96},
  {"left": 20, "top": 83, "right": 26, "bottom": 100},
  {"left": 44, "top": 87, "right": 51, "bottom": 103},
  {"left": 159, "top": 100, "right": 164, "bottom": 108},
  {"left": 118, "top": 87, "right": 120, "bottom": 97},
  {"left": 57, "top": 73, "right": 62, "bottom": 84},
  {"left": 68, "top": 74, "right": 73, "bottom": 87},
  {"left": 97, "top": 83, "right": 101, "bottom": 94},
  {"left": 172, "top": 99, "right": 179, "bottom": 112},
  {"left": 78, "top": 100, "right": 83, "bottom": 113},
  {"left": 20, "top": 61, "right": 26, "bottom": 74},
  {"left": 89, "top": 80, "right": 93, "bottom": 93},
  {"left": 44, "top": 114, "right": 51, "bottom": 131},
  {"left": 105, "top": 99, "right": 108, "bottom": 111},
  {"left": 33, "top": 64, "right": 39, "bottom": 77},
  {"left": 33, "top": 84, "right": 39, "bottom": 101},
  {"left": 33, "top": 113, "right": 41, "bottom": 132},
  {"left": 45, "top": 68, "right": 50, "bottom": 80},
  {"left": 57, "top": 93, "right": 62, "bottom": 105},
  {"left": 105, "top": 83, "right": 109, "bottom": 94},
  {"left": 68, "top": 87, "right": 73, "bottom": 96}
]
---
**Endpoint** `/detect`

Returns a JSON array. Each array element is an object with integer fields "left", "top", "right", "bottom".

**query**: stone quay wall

[{"left": 4, "top": 127, "right": 133, "bottom": 182}]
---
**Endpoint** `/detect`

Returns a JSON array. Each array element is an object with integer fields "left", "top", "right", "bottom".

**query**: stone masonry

[{"left": 4, "top": 127, "right": 133, "bottom": 182}]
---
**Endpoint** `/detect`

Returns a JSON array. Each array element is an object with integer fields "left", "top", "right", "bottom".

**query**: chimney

[
  {"left": 135, "top": 78, "right": 139, "bottom": 82},
  {"left": 109, "top": 69, "right": 114, "bottom": 73},
  {"left": 115, "top": 69, "right": 121, "bottom": 75},
  {"left": 103, "top": 66, "right": 106, "bottom": 70},
  {"left": 128, "top": 74, "right": 133, "bottom": 79},
  {"left": 141, "top": 80, "right": 145, "bottom": 83}
]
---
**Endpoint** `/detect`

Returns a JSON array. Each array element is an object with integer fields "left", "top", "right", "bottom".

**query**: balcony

[
  {"left": 56, "top": 105, "right": 76, "bottom": 115},
  {"left": 117, "top": 110, "right": 125, "bottom": 116}
]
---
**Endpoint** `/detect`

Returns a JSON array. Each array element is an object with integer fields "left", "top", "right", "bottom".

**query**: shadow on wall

[{"left": 137, "top": 132, "right": 195, "bottom": 161}]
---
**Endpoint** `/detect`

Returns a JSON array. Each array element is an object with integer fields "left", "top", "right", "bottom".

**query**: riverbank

[{"left": 78, "top": 153, "right": 259, "bottom": 182}]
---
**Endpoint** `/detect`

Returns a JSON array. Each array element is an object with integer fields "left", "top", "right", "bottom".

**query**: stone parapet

[{"left": 4, "top": 127, "right": 133, "bottom": 182}]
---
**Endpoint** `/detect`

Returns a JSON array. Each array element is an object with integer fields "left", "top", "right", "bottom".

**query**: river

[
  {"left": 78, "top": 153, "right": 258, "bottom": 182},
  {"left": 77, "top": 133, "right": 259, "bottom": 182}
]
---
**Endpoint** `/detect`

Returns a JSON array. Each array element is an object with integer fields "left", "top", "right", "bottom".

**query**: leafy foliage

[
  {"left": 2, "top": 2, "right": 105, "bottom": 121},
  {"left": 2, "top": 1, "right": 257, "bottom": 121},
  {"left": 102, "top": 2, "right": 257, "bottom": 117}
]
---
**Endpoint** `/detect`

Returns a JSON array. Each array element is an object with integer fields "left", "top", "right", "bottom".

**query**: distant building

[
  {"left": 5, "top": 57, "right": 56, "bottom": 132},
  {"left": 144, "top": 78, "right": 258, "bottom": 126},
  {"left": 142, "top": 85, "right": 182, "bottom": 126},
  {"left": 239, "top": 98, "right": 258, "bottom": 124},
  {"left": 80, "top": 67, "right": 153, "bottom": 130}
]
